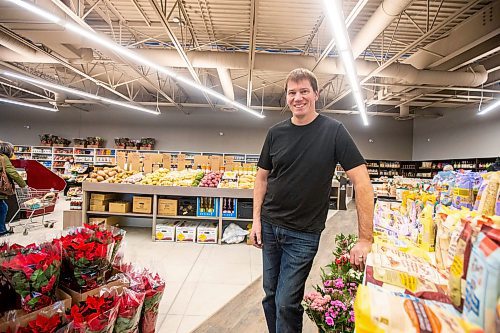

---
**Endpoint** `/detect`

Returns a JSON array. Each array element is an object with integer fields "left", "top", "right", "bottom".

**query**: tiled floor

[{"left": 2, "top": 199, "right": 338, "bottom": 333}]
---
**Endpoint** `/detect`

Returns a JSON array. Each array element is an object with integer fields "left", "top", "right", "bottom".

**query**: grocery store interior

[{"left": 0, "top": 0, "right": 499, "bottom": 332}]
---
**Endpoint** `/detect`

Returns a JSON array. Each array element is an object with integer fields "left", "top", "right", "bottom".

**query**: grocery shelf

[
  {"left": 88, "top": 211, "right": 154, "bottom": 218},
  {"left": 157, "top": 215, "right": 219, "bottom": 220},
  {"left": 82, "top": 182, "right": 254, "bottom": 244}
]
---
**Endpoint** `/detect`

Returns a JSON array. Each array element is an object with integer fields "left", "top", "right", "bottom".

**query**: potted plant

[
  {"left": 73, "top": 138, "right": 88, "bottom": 148},
  {"left": 114, "top": 138, "right": 129, "bottom": 149},
  {"left": 302, "top": 234, "right": 363, "bottom": 333},
  {"left": 53, "top": 136, "right": 71, "bottom": 147},
  {"left": 87, "top": 136, "right": 105, "bottom": 148},
  {"left": 139, "top": 138, "right": 156, "bottom": 150},
  {"left": 39, "top": 134, "right": 54, "bottom": 146}
]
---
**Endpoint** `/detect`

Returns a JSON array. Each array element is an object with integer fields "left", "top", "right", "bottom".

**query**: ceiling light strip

[
  {"left": 1, "top": 71, "right": 161, "bottom": 115},
  {"left": 478, "top": 100, "right": 500, "bottom": 115},
  {"left": 6, "top": 0, "right": 265, "bottom": 119},
  {"left": 0, "top": 97, "right": 58, "bottom": 112},
  {"left": 323, "top": 0, "right": 369, "bottom": 126}
]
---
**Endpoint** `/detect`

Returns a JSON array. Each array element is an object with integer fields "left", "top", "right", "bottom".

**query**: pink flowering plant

[{"left": 302, "top": 234, "right": 363, "bottom": 333}]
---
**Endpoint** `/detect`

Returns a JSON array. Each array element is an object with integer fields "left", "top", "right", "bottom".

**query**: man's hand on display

[
  {"left": 349, "top": 239, "right": 372, "bottom": 271},
  {"left": 250, "top": 221, "right": 262, "bottom": 249}
]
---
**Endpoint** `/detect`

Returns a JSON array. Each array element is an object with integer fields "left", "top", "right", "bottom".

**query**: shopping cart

[{"left": 8, "top": 187, "right": 60, "bottom": 235}]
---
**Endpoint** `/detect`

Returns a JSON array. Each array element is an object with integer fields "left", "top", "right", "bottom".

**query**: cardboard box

[
  {"left": 88, "top": 216, "right": 119, "bottom": 227},
  {"left": 196, "top": 197, "right": 219, "bottom": 217},
  {"left": 61, "top": 271, "right": 129, "bottom": 305},
  {"left": 89, "top": 203, "right": 108, "bottom": 212},
  {"left": 133, "top": 196, "right": 152, "bottom": 214},
  {"left": 0, "top": 289, "right": 72, "bottom": 331},
  {"left": 63, "top": 210, "right": 83, "bottom": 229},
  {"left": 90, "top": 193, "right": 116, "bottom": 201},
  {"left": 89, "top": 198, "right": 112, "bottom": 205},
  {"left": 109, "top": 201, "right": 131, "bottom": 213},
  {"left": 197, "top": 223, "right": 218, "bottom": 244},
  {"left": 155, "top": 220, "right": 179, "bottom": 241},
  {"left": 158, "top": 199, "right": 178, "bottom": 216},
  {"left": 176, "top": 221, "right": 198, "bottom": 242}
]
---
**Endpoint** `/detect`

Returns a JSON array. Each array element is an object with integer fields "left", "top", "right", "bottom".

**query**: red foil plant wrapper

[
  {"left": 54, "top": 227, "right": 115, "bottom": 292},
  {"left": 83, "top": 224, "right": 126, "bottom": 266},
  {"left": 66, "top": 288, "right": 120, "bottom": 333},
  {"left": 113, "top": 287, "right": 145, "bottom": 333},
  {"left": 0, "top": 242, "right": 62, "bottom": 312},
  {"left": 16, "top": 301, "right": 69, "bottom": 333},
  {"left": 0, "top": 301, "right": 69, "bottom": 333},
  {"left": 117, "top": 264, "right": 165, "bottom": 333}
]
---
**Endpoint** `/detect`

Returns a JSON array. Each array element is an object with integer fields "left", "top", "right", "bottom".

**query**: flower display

[
  {"left": 54, "top": 227, "right": 115, "bottom": 292},
  {"left": 117, "top": 264, "right": 165, "bottom": 333},
  {"left": 16, "top": 313, "right": 63, "bottom": 333},
  {"left": 303, "top": 234, "right": 363, "bottom": 333},
  {"left": 113, "top": 287, "right": 145, "bottom": 333},
  {"left": 66, "top": 290, "right": 119, "bottom": 333},
  {"left": 0, "top": 242, "right": 62, "bottom": 312}
]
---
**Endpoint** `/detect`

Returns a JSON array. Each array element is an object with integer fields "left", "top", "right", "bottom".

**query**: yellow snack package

[
  {"left": 417, "top": 203, "right": 436, "bottom": 252},
  {"left": 355, "top": 285, "right": 484, "bottom": 333}
]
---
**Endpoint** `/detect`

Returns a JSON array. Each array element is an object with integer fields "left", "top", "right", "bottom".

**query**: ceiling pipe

[
  {"left": 0, "top": 45, "right": 487, "bottom": 87},
  {"left": 350, "top": 0, "right": 413, "bottom": 58},
  {"left": 0, "top": 31, "right": 58, "bottom": 63},
  {"left": 129, "top": 50, "right": 487, "bottom": 87},
  {"left": 404, "top": 1, "right": 500, "bottom": 70},
  {"left": 216, "top": 68, "right": 235, "bottom": 101}
]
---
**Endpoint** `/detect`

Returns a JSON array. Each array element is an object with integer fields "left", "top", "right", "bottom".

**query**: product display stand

[{"left": 82, "top": 182, "right": 253, "bottom": 244}]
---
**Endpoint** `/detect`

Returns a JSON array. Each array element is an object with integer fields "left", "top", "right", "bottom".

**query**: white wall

[
  {"left": 413, "top": 106, "right": 500, "bottom": 160},
  {"left": 1, "top": 104, "right": 413, "bottom": 160}
]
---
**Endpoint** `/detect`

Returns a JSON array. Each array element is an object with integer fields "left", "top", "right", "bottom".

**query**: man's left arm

[{"left": 345, "top": 164, "right": 374, "bottom": 269}]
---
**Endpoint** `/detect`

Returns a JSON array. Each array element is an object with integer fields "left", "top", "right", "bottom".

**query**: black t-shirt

[{"left": 257, "top": 114, "right": 365, "bottom": 233}]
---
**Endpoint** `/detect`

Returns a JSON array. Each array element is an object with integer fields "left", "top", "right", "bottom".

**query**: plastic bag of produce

[
  {"left": 463, "top": 227, "right": 500, "bottom": 332},
  {"left": 355, "top": 284, "right": 484, "bottom": 333},
  {"left": 221, "top": 223, "right": 249, "bottom": 244}
]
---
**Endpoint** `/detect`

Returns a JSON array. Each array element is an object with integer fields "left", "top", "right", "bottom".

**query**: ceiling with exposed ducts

[{"left": 0, "top": 0, "right": 498, "bottom": 120}]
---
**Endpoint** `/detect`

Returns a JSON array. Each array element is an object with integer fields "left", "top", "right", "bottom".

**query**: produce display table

[{"left": 82, "top": 182, "right": 254, "bottom": 244}]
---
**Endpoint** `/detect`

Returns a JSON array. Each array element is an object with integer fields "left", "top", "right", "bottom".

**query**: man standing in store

[{"left": 250, "top": 68, "right": 374, "bottom": 333}]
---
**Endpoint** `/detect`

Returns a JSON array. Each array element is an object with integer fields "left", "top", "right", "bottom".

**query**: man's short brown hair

[{"left": 284, "top": 68, "right": 319, "bottom": 93}]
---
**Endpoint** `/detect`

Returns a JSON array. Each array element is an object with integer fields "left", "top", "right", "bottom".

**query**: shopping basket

[{"left": 7, "top": 187, "right": 60, "bottom": 235}]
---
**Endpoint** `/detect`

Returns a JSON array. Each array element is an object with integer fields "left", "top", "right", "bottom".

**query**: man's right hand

[{"left": 250, "top": 220, "right": 263, "bottom": 249}]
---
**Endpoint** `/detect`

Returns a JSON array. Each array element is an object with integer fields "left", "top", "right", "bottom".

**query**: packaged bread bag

[
  {"left": 475, "top": 172, "right": 500, "bottom": 216},
  {"left": 463, "top": 226, "right": 500, "bottom": 333},
  {"left": 355, "top": 284, "right": 483, "bottom": 333},
  {"left": 449, "top": 216, "right": 498, "bottom": 312}
]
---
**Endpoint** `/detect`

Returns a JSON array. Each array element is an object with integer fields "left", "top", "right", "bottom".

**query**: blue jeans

[
  {"left": 261, "top": 220, "right": 321, "bottom": 333},
  {"left": 0, "top": 200, "right": 8, "bottom": 233}
]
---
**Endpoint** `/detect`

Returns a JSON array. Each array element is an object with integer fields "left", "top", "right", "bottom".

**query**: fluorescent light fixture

[
  {"left": 0, "top": 97, "right": 58, "bottom": 112},
  {"left": 478, "top": 99, "right": 500, "bottom": 115},
  {"left": 7, "top": 0, "right": 265, "bottom": 119},
  {"left": 2, "top": 71, "right": 160, "bottom": 115},
  {"left": 323, "top": 0, "right": 369, "bottom": 126},
  {"left": 6, "top": 0, "right": 61, "bottom": 24}
]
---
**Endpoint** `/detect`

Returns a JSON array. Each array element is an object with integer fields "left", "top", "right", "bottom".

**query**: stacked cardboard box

[{"left": 89, "top": 193, "right": 117, "bottom": 212}]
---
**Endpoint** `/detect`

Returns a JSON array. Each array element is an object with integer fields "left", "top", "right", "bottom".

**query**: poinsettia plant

[
  {"left": 116, "top": 264, "right": 165, "bottom": 333},
  {"left": 0, "top": 242, "right": 62, "bottom": 312},
  {"left": 54, "top": 227, "right": 114, "bottom": 292},
  {"left": 113, "top": 287, "right": 145, "bottom": 333},
  {"left": 66, "top": 290, "right": 119, "bottom": 333},
  {"left": 302, "top": 234, "right": 363, "bottom": 333}
]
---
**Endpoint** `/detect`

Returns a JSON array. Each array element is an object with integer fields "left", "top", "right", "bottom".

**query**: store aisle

[{"left": 190, "top": 204, "right": 356, "bottom": 333}]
